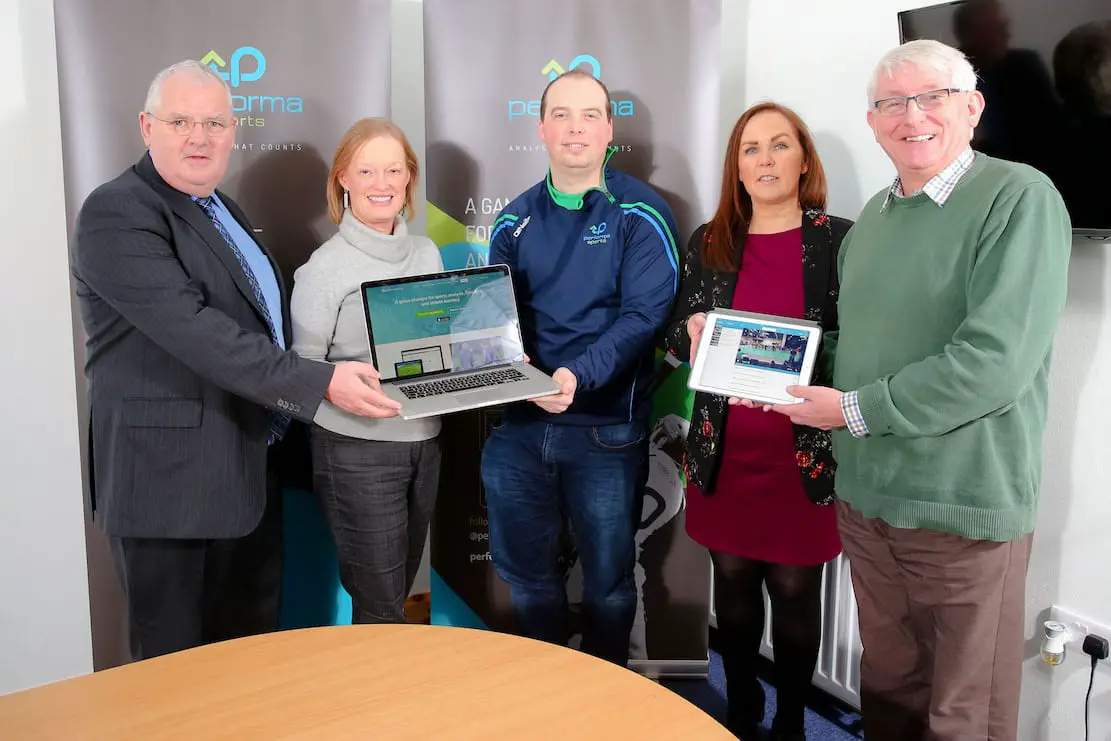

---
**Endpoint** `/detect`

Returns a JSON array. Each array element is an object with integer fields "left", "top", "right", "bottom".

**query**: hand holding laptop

[
  {"left": 326, "top": 361, "right": 402, "bottom": 418},
  {"left": 530, "top": 367, "right": 577, "bottom": 414}
]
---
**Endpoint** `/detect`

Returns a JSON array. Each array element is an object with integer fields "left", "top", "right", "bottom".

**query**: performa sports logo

[
  {"left": 508, "top": 54, "right": 635, "bottom": 120},
  {"left": 541, "top": 54, "right": 602, "bottom": 82},
  {"left": 202, "top": 46, "right": 266, "bottom": 87},
  {"left": 584, "top": 221, "right": 611, "bottom": 246},
  {"left": 202, "top": 46, "right": 303, "bottom": 125}
]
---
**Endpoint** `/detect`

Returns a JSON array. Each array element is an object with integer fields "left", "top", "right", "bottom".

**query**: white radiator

[{"left": 710, "top": 553, "right": 863, "bottom": 709}]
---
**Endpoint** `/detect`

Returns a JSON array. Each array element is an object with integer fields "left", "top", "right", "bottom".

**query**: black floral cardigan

[{"left": 663, "top": 209, "right": 852, "bottom": 505}]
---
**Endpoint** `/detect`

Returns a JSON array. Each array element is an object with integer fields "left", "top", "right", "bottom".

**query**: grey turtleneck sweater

[{"left": 291, "top": 210, "right": 443, "bottom": 441}]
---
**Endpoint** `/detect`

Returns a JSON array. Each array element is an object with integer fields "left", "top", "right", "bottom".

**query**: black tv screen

[{"left": 899, "top": 0, "right": 1110, "bottom": 237}]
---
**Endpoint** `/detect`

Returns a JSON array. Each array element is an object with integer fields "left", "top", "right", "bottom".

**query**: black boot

[
  {"left": 720, "top": 630, "right": 766, "bottom": 738},
  {"left": 709, "top": 552, "right": 775, "bottom": 740}
]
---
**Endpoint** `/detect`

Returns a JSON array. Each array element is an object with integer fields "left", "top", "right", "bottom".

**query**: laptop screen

[{"left": 363, "top": 268, "right": 525, "bottom": 382}]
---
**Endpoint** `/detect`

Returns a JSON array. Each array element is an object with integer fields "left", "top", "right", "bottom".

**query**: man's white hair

[
  {"left": 867, "top": 39, "right": 979, "bottom": 107},
  {"left": 144, "top": 59, "right": 232, "bottom": 113}
]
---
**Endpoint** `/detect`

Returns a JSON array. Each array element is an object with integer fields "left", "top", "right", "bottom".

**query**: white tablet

[{"left": 688, "top": 309, "right": 822, "bottom": 406}]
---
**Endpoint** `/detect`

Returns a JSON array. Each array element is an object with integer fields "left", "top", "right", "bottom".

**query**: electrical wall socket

[{"left": 1049, "top": 604, "right": 1111, "bottom": 647}]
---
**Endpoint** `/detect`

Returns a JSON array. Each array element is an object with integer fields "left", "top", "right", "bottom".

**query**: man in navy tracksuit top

[{"left": 481, "top": 69, "right": 679, "bottom": 666}]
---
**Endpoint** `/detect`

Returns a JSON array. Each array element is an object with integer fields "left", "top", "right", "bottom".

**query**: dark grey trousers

[
  {"left": 310, "top": 427, "right": 441, "bottom": 624},
  {"left": 108, "top": 459, "right": 282, "bottom": 661}
]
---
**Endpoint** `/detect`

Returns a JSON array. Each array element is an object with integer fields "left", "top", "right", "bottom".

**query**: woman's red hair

[{"left": 703, "top": 102, "right": 827, "bottom": 270}]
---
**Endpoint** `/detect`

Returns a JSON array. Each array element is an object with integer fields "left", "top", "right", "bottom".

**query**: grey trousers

[{"left": 310, "top": 427, "right": 441, "bottom": 624}]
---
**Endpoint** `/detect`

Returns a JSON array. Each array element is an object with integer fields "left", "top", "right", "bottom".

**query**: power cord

[
  {"left": 1085, "top": 654, "right": 1096, "bottom": 741},
  {"left": 1082, "top": 634, "right": 1108, "bottom": 741}
]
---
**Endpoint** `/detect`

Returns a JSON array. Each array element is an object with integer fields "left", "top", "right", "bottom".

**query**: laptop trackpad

[{"left": 452, "top": 388, "right": 516, "bottom": 406}]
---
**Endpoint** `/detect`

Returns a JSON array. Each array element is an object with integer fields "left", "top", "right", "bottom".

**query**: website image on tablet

[{"left": 689, "top": 310, "right": 821, "bottom": 406}]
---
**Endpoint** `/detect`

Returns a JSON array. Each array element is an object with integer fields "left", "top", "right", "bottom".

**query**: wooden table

[{"left": 0, "top": 624, "right": 734, "bottom": 739}]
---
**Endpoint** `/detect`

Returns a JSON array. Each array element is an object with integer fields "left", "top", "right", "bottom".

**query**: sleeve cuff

[
  {"left": 563, "top": 360, "right": 590, "bottom": 392},
  {"left": 841, "top": 390, "right": 870, "bottom": 438}
]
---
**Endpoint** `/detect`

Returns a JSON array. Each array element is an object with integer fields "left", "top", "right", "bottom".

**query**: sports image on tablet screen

[
  {"left": 701, "top": 318, "right": 811, "bottom": 403},
  {"left": 735, "top": 327, "right": 806, "bottom": 373}
]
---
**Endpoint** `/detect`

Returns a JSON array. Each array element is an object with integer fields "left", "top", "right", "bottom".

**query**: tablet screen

[{"left": 693, "top": 314, "right": 817, "bottom": 404}]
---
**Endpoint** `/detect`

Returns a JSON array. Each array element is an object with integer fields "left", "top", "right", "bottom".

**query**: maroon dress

[{"left": 685, "top": 227, "right": 842, "bottom": 566}]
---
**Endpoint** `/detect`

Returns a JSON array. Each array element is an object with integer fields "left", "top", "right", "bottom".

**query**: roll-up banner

[{"left": 423, "top": 0, "right": 720, "bottom": 676}]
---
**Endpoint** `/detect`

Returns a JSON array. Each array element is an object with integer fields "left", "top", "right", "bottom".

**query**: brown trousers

[{"left": 836, "top": 501, "right": 1032, "bottom": 741}]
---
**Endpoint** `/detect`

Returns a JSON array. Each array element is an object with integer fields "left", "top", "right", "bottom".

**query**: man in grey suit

[{"left": 72, "top": 60, "right": 402, "bottom": 661}]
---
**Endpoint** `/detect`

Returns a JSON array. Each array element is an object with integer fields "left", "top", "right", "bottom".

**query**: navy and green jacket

[{"left": 489, "top": 151, "right": 680, "bottom": 426}]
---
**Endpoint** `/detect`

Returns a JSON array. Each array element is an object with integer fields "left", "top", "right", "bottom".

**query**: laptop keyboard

[{"left": 398, "top": 368, "right": 527, "bottom": 400}]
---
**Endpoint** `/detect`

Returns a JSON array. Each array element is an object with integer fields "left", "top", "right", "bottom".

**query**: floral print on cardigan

[{"left": 665, "top": 209, "right": 852, "bottom": 506}]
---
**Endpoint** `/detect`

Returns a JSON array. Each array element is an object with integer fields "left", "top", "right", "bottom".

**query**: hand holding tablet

[
  {"left": 687, "top": 309, "right": 821, "bottom": 406},
  {"left": 686, "top": 312, "right": 707, "bottom": 361}
]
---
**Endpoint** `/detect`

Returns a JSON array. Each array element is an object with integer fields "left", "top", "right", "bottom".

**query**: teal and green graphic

[{"left": 429, "top": 203, "right": 489, "bottom": 270}]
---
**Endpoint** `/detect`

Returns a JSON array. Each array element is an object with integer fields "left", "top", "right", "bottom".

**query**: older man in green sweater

[{"left": 756, "top": 40, "right": 1071, "bottom": 741}]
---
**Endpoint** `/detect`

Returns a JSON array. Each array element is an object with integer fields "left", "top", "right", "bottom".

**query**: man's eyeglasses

[
  {"left": 146, "top": 113, "right": 233, "bottom": 137},
  {"left": 872, "top": 88, "right": 968, "bottom": 116}
]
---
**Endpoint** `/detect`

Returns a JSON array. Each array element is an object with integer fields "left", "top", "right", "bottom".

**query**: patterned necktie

[{"left": 196, "top": 196, "right": 291, "bottom": 444}]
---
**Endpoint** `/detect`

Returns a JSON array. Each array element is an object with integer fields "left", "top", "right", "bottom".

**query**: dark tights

[{"left": 711, "top": 550, "right": 824, "bottom": 738}]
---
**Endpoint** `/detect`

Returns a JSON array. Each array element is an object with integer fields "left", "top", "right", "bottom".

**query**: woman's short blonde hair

[{"left": 326, "top": 117, "right": 419, "bottom": 225}]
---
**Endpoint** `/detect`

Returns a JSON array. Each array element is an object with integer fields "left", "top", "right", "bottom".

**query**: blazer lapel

[
  {"left": 172, "top": 193, "right": 269, "bottom": 320},
  {"left": 135, "top": 154, "right": 268, "bottom": 322},
  {"left": 710, "top": 265, "right": 739, "bottom": 310},
  {"left": 800, "top": 211, "right": 832, "bottom": 325}
]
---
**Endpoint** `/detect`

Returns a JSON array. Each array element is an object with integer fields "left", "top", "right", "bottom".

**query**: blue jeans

[{"left": 481, "top": 418, "right": 648, "bottom": 665}]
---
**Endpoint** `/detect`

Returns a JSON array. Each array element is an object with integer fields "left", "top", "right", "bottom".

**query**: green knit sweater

[{"left": 828, "top": 154, "right": 1071, "bottom": 541}]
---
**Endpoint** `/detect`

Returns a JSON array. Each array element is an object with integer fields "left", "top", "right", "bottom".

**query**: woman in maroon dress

[{"left": 664, "top": 102, "right": 852, "bottom": 741}]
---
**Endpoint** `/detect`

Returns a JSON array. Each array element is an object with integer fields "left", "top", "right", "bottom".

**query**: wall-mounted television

[{"left": 899, "top": 0, "right": 1110, "bottom": 239}]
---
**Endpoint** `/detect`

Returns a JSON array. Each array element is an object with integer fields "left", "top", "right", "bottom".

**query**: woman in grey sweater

[{"left": 290, "top": 118, "right": 443, "bottom": 624}]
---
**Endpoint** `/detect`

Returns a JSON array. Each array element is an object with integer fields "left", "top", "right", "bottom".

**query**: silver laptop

[{"left": 360, "top": 264, "right": 561, "bottom": 420}]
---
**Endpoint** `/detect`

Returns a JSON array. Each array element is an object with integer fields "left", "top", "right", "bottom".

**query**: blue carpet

[{"left": 660, "top": 649, "right": 864, "bottom": 740}]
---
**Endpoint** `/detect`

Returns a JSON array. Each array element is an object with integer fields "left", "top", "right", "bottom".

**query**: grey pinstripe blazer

[{"left": 72, "top": 153, "right": 333, "bottom": 539}]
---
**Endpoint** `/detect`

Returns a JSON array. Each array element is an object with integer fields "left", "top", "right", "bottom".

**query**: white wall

[
  {"left": 0, "top": 0, "right": 93, "bottom": 693},
  {"left": 730, "top": 1, "right": 1110, "bottom": 739}
]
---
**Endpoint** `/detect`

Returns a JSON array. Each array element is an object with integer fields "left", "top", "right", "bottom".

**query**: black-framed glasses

[
  {"left": 145, "top": 112, "right": 233, "bottom": 137},
  {"left": 872, "top": 88, "right": 968, "bottom": 116}
]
